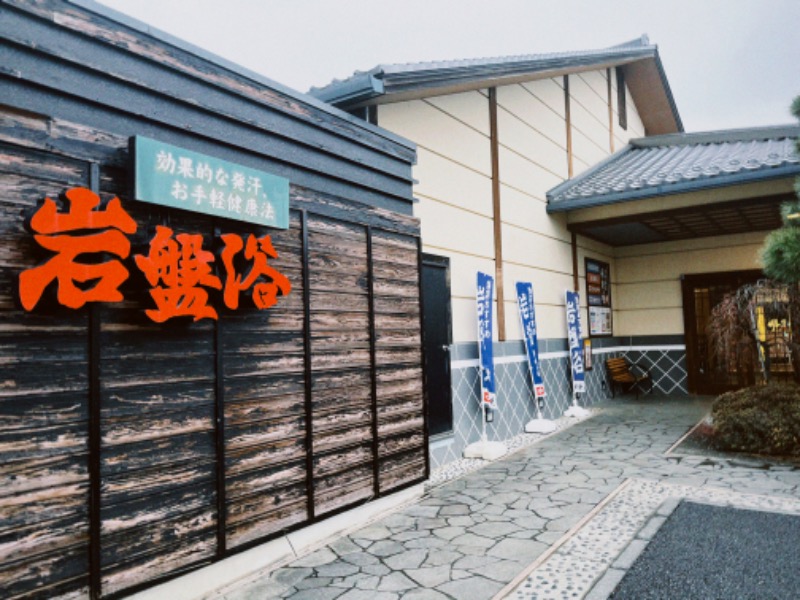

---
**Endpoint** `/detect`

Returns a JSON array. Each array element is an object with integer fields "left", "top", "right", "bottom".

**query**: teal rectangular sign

[{"left": 132, "top": 136, "right": 289, "bottom": 229}]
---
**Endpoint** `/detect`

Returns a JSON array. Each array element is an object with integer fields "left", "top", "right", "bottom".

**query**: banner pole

[
  {"left": 464, "top": 271, "right": 507, "bottom": 460},
  {"left": 564, "top": 290, "right": 590, "bottom": 418},
  {"left": 516, "top": 281, "right": 556, "bottom": 434}
]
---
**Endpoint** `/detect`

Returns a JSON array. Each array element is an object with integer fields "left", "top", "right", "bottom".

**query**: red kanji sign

[
  {"left": 19, "top": 187, "right": 137, "bottom": 310},
  {"left": 134, "top": 225, "right": 222, "bottom": 322},
  {"left": 20, "top": 187, "right": 291, "bottom": 321},
  {"left": 220, "top": 233, "right": 291, "bottom": 310}
]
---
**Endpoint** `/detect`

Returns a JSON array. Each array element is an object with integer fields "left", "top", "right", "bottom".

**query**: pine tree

[{"left": 761, "top": 97, "right": 800, "bottom": 282}]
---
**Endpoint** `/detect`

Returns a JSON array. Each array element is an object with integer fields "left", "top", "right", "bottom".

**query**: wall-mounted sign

[
  {"left": 585, "top": 258, "right": 612, "bottom": 336},
  {"left": 132, "top": 136, "right": 290, "bottom": 229},
  {"left": 19, "top": 187, "right": 291, "bottom": 322}
]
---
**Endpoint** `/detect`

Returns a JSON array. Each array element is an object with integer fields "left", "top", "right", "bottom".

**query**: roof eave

[
  {"left": 546, "top": 165, "right": 800, "bottom": 214},
  {"left": 310, "top": 72, "right": 385, "bottom": 106},
  {"left": 621, "top": 51, "right": 682, "bottom": 135},
  {"left": 315, "top": 47, "right": 656, "bottom": 109}
]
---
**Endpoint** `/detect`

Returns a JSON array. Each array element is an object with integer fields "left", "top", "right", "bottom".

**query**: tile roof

[
  {"left": 309, "top": 35, "right": 681, "bottom": 134},
  {"left": 547, "top": 125, "right": 800, "bottom": 212}
]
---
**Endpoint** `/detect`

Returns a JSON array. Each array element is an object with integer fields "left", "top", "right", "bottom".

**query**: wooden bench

[{"left": 605, "top": 357, "right": 652, "bottom": 398}]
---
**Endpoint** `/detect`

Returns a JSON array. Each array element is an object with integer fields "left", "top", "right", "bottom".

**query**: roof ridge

[
  {"left": 309, "top": 38, "right": 657, "bottom": 100},
  {"left": 631, "top": 125, "right": 800, "bottom": 148}
]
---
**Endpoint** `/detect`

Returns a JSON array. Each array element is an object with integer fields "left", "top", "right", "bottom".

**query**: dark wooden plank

[
  {"left": 293, "top": 186, "right": 419, "bottom": 236},
  {"left": 100, "top": 534, "right": 214, "bottom": 595},
  {"left": 0, "top": 516, "right": 87, "bottom": 570},
  {"left": 376, "top": 367, "right": 424, "bottom": 398},
  {"left": 101, "top": 461, "right": 214, "bottom": 506},
  {"left": 311, "top": 311, "right": 369, "bottom": 332},
  {"left": 311, "top": 384, "right": 372, "bottom": 414},
  {"left": 314, "top": 465, "right": 374, "bottom": 516},
  {"left": 312, "top": 405, "right": 372, "bottom": 434},
  {"left": 309, "top": 291, "right": 369, "bottom": 313},
  {"left": 375, "top": 347, "right": 422, "bottom": 367},
  {"left": 226, "top": 481, "right": 307, "bottom": 526},
  {"left": 225, "top": 437, "right": 306, "bottom": 478},
  {"left": 101, "top": 404, "right": 214, "bottom": 448},
  {"left": 376, "top": 395, "right": 424, "bottom": 419},
  {"left": 379, "top": 457, "right": 426, "bottom": 493},
  {"left": 0, "top": 452, "right": 86, "bottom": 500},
  {"left": 0, "top": 479, "right": 87, "bottom": 535},
  {"left": 224, "top": 394, "right": 306, "bottom": 427},
  {"left": 312, "top": 423, "right": 372, "bottom": 455},
  {"left": 226, "top": 463, "right": 307, "bottom": 501},
  {"left": 0, "top": 390, "right": 87, "bottom": 432},
  {"left": 100, "top": 485, "right": 215, "bottom": 537},
  {"left": 377, "top": 414, "right": 425, "bottom": 438},
  {"left": 312, "top": 349, "right": 371, "bottom": 371},
  {"left": 373, "top": 295, "right": 420, "bottom": 316},
  {"left": 0, "top": 141, "right": 89, "bottom": 183},
  {"left": 307, "top": 230, "right": 369, "bottom": 260},
  {"left": 226, "top": 498, "right": 308, "bottom": 549},
  {"left": 310, "top": 330, "right": 371, "bottom": 353},
  {"left": 99, "top": 381, "right": 215, "bottom": 421},
  {"left": 221, "top": 330, "right": 305, "bottom": 358},
  {"left": 313, "top": 444, "right": 372, "bottom": 478},
  {"left": 223, "top": 373, "right": 305, "bottom": 403},
  {"left": 225, "top": 414, "right": 306, "bottom": 452},
  {"left": 101, "top": 431, "right": 215, "bottom": 476},
  {"left": 0, "top": 421, "right": 87, "bottom": 463},
  {"left": 0, "top": 546, "right": 88, "bottom": 600},
  {"left": 378, "top": 432, "right": 425, "bottom": 458}
]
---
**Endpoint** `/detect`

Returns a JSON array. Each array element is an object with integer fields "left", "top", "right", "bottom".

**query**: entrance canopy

[{"left": 547, "top": 125, "right": 800, "bottom": 246}]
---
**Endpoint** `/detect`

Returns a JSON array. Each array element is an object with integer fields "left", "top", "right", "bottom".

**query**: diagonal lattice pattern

[{"left": 432, "top": 347, "right": 688, "bottom": 469}]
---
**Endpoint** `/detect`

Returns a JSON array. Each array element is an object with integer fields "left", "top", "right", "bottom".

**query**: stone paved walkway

[{"left": 206, "top": 395, "right": 800, "bottom": 600}]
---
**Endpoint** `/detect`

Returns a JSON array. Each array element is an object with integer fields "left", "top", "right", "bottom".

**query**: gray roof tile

[{"left": 547, "top": 126, "right": 800, "bottom": 211}]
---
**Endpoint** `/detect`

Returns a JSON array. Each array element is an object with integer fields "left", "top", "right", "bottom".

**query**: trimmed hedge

[{"left": 711, "top": 384, "right": 800, "bottom": 457}]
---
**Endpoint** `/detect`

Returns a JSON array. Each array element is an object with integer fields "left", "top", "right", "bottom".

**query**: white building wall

[
  {"left": 614, "top": 231, "right": 767, "bottom": 336},
  {"left": 377, "top": 71, "right": 641, "bottom": 343},
  {"left": 378, "top": 92, "right": 496, "bottom": 342}
]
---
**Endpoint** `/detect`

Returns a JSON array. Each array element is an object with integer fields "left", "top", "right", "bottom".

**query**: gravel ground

[{"left": 610, "top": 501, "right": 800, "bottom": 600}]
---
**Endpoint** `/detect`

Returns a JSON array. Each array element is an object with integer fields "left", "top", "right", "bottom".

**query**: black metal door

[{"left": 421, "top": 254, "right": 453, "bottom": 436}]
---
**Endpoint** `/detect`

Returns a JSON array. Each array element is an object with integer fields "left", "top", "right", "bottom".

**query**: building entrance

[{"left": 681, "top": 270, "right": 762, "bottom": 394}]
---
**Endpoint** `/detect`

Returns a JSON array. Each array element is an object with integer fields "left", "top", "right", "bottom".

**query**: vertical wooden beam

[
  {"left": 571, "top": 232, "right": 579, "bottom": 293},
  {"left": 488, "top": 87, "right": 506, "bottom": 340},
  {"left": 87, "top": 162, "right": 102, "bottom": 600},
  {"left": 365, "top": 226, "right": 380, "bottom": 495},
  {"left": 300, "top": 210, "right": 315, "bottom": 519},
  {"left": 607, "top": 68, "right": 615, "bottom": 153},
  {"left": 213, "top": 224, "right": 227, "bottom": 559},
  {"left": 416, "top": 238, "right": 431, "bottom": 481},
  {"left": 564, "top": 75, "right": 574, "bottom": 178}
]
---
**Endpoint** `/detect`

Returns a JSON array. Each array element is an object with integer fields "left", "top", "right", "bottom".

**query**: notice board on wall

[{"left": 585, "top": 258, "right": 612, "bottom": 336}]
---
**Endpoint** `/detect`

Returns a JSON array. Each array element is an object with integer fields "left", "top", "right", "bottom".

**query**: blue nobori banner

[
  {"left": 565, "top": 290, "right": 586, "bottom": 394},
  {"left": 476, "top": 272, "right": 497, "bottom": 410},
  {"left": 516, "top": 282, "right": 545, "bottom": 399}
]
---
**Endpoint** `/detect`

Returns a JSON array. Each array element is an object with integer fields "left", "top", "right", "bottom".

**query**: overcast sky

[{"left": 96, "top": 0, "right": 800, "bottom": 133}]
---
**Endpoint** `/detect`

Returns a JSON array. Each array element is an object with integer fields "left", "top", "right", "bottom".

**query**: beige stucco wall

[
  {"left": 614, "top": 231, "right": 767, "bottom": 336},
  {"left": 378, "top": 70, "right": 638, "bottom": 342}
]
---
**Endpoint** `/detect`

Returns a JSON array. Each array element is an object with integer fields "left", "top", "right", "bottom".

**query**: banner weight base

[
  {"left": 463, "top": 440, "right": 507, "bottom": 461},
  {"left": 525, "top": 418, "right": 557, "bottom": 434},
  {"left": 564, "top": 405, "right": 591, "bottom": 418}
]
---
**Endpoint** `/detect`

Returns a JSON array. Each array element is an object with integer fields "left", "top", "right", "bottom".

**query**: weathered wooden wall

[{"left": 0, "top": 1, "right": 426, "bottom": 598}]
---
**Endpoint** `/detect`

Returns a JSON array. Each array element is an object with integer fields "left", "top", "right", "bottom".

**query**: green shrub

[{"left": 711, "top": 383, "right": 800, "bottom": 457}]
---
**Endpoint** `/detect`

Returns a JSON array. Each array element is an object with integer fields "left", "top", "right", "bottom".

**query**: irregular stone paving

[{"left": 209, "top": 396, "right": 800, "bottom": 600}]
